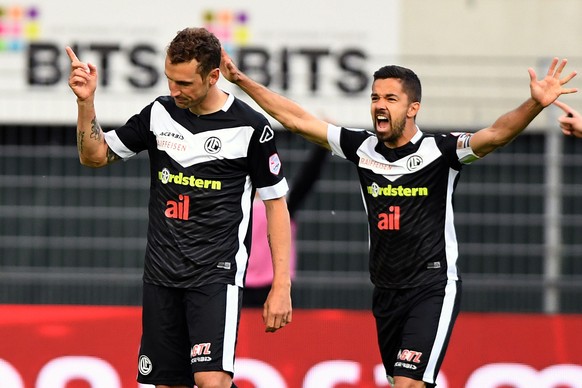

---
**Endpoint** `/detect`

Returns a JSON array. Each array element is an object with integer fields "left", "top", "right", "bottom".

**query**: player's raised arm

[
  {"left": 220, "top": 49, "right": 331, "bottom": 149},
  {"left": 66, "top": 46, "right": 119, "bottom": 167},
  {"left": 470, "top": 57, "right": 577, "bottom": 157},
  {"left": 554, "top": 99, "right": 582, "bottom": 138}
]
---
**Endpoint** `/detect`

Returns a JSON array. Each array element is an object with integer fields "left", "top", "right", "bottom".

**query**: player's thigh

[
  {"left": 398, "top": 279, "right": 461, "bottom": 385},
  {"left": 185, "top": 283, "right": 243, "bottom": 376},
  {"left": 138, "top": 283, "right": 193, "bottom": 387},
  {"left": 373, "top": 286, "right": 410, "bottom": 377}
]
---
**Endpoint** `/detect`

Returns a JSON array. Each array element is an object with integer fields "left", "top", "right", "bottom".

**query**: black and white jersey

[
  {"left": 327, "top": 124, "right": 478, "bottom": 289},
  {"left": 104, "top": 93, "right": 288, "bottom": 288}
]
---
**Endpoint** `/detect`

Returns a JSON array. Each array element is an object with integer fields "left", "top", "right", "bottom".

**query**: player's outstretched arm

[
  {"left": 220, "top": 49, "right": 331, "bottom": 150},
  {"left": 470, "top": 57, "right": 578, "bottom": 157},
  {"left": 66, "top": 46, "right": 119, "bottom": 168},
  {"left": 262, "top": 196, "right": 292, "bottom": 333},
  {"left": 554, "top": 99, "right": 582, "bottom": 138}
]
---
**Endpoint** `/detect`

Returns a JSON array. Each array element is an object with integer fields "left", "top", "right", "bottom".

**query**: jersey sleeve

[
  {"left": 104, "top": 103, "right": 153, "bottom": 160},
  {"left": 247, "top": 119, "right": 289, "bottom": 201},
  {"left": 437, "top": 132, "right": 480, "bottom": 169},
  {"left": 454, "top": 132, "right": 480, "bottom": 165},
  {"left": 327, "top": 124, "right": 372, "bottom": 164}
]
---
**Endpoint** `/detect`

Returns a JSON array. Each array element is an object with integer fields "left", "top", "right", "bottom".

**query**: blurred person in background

[
  {"left": 244, "top": 144, "right": 328, "bottom": 307},
  {"left": 221, "top": 51, "right": 577, "bottom": 388},
  {"left": 554, "top": 99, "right": 582, "bottom": 137},
  {"left": 66, "top": 27, "right": 292, "bottom": 388}
]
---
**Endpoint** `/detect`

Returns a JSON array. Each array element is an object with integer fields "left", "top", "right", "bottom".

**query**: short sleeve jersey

[
  {"left": 327, "top": 124, "right": 478, "bottom": 289},
  {"left": 104, "top": 93, "right": 288, "bottom": 288}
]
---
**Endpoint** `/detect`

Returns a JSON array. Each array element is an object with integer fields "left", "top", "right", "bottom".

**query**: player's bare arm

[
  {"left": 470, "top": 57, "right": 577, "bottom": 157},
  {"left": 66, "top": 46, "right": 120, "bottom": 167},
  {"left": 263, "top": 196, "right": 292, "bottom": 333},
  {"left": 220, "top": 49, "right": 330, "bottom": 149}
]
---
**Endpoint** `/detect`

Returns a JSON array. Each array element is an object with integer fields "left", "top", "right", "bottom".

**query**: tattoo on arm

[
  {"left": 77, "top": 131, "right": 84, "bottom": 154},
  {"left": 90, "top": 117, "right": 102, "bottom": 141},
  {"left": 77, "top": 115, "right": 120, "bottom": 164},
  {"left": 106, "top": 147, "right": 121, "bottom": 164}
]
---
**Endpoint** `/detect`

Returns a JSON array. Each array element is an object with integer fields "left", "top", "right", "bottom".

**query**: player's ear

[
  {"left": 208, "top": 68, "right": 220, "bottom": 85},
  {"left": 407, "top": 101, "right": 420, "bottom": 118}
]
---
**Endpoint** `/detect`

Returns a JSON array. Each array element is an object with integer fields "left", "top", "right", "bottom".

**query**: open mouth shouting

[{"left": 375, "top": 112, "right": 390, "bottom": 131}]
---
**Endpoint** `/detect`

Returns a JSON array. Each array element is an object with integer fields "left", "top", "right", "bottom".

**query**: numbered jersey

[
  {"left": 105, "top": 93, "right": 288, "bottom": 288},
  {"left": 327, "top": 125, "right": 478, "bottom": 289}
]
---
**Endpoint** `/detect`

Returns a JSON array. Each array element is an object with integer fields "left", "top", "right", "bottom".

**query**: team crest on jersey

[
  {"left": 269, "top": 153, "right": 281, "bottom": 175},
  {"left": 138, "top": 355, "right": 152, "bottom": 375},
  {"left": 204, "top": 136, "right": 222, "bottom": 154},
  {"left": 406, "top": 155, "right": 423, "bottom": 171},
  {"left": 260, "top": 125, "right": 274, "bottom": 143}
]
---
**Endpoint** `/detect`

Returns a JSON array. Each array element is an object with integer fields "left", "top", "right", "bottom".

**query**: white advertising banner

[{"left": 0, "top": 0, "right": 401, "bottom": 126}]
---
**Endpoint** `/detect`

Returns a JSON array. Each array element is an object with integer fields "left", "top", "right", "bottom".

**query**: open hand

[{"left": 528, "top": 57, "right": 577, "bottom": 108}]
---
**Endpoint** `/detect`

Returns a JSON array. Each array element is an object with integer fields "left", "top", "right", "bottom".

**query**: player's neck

[
  {"left": 189, "top": 87, "right": 228, "bottom": 116},
  {"left": 384, "top": 123, "right": 419, "bottom": 149}
]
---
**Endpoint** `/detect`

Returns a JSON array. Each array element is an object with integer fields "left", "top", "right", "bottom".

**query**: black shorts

[
  {"left": 373, "top": 279, "right": 461, "bottom": 388},
  {"left": 137, "top": 282, "right": 242, "bottom": 386}
]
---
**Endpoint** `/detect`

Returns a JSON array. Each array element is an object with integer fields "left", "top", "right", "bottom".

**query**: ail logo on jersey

[
  {"left": 260, "top": 125, "right": 274, "bottom": 143},
  {"left": 191, "top": 342, "right": 212, "bottom": 363},
  {"left": 378, "top": 205, "right": 400, "bottom": 230},
  {"left": 269, "top": 153, "right": 282, "bottom": 175},
  {"left": 165, "top": 194, "right": 190, "bottom": 220}
]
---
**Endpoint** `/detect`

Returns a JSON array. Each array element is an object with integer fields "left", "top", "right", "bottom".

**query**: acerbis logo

[
  {"left": 259, "top": 125, "right": 274, "bottom": 143},
  {"left": 204, "top": 136, "right": 222, "bottom": 154},
  {"left": 0, "top": 5, "right": 41, "bottom": 52},
  {"left": 138, "top": 355, "right": 152, "bottom": 375}
]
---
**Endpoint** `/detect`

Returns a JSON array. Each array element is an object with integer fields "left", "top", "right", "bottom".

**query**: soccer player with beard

[
  {"left": 220, "top": 52, "right": 577, "bottom": 388},
  {"left": 66, "top": 28, "right": 292, "bottom": 388}
]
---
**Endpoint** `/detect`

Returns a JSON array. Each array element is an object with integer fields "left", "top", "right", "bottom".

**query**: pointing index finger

[
  {"left": 553, "top": 99, "right": 571, "bottom": 114},
  {"left": 65, "top": 46, "right": 79, "bottom": 63},
  {"left": 66, "top": 46, "right": 90, "bottom": 73}
]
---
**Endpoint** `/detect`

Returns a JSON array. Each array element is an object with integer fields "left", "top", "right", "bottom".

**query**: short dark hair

[
  {"left": 373, "top": 65, "right": 422, "bottom": 103},
  {"left": 167, "top": 27, "right": 221, "bottom": 77}
]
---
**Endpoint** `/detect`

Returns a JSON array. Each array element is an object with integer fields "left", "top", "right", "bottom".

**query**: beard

[{"left": 375, "top": 114, "right": 406, "bottom": 144}]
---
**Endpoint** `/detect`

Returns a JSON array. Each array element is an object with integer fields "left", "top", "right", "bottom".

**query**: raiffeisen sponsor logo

[
  {"left": 367, "top": 182, "right": 428, "bottom": 198},
  {"left": 158, "top": 168, "right": 222, "bottom": 190}
]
